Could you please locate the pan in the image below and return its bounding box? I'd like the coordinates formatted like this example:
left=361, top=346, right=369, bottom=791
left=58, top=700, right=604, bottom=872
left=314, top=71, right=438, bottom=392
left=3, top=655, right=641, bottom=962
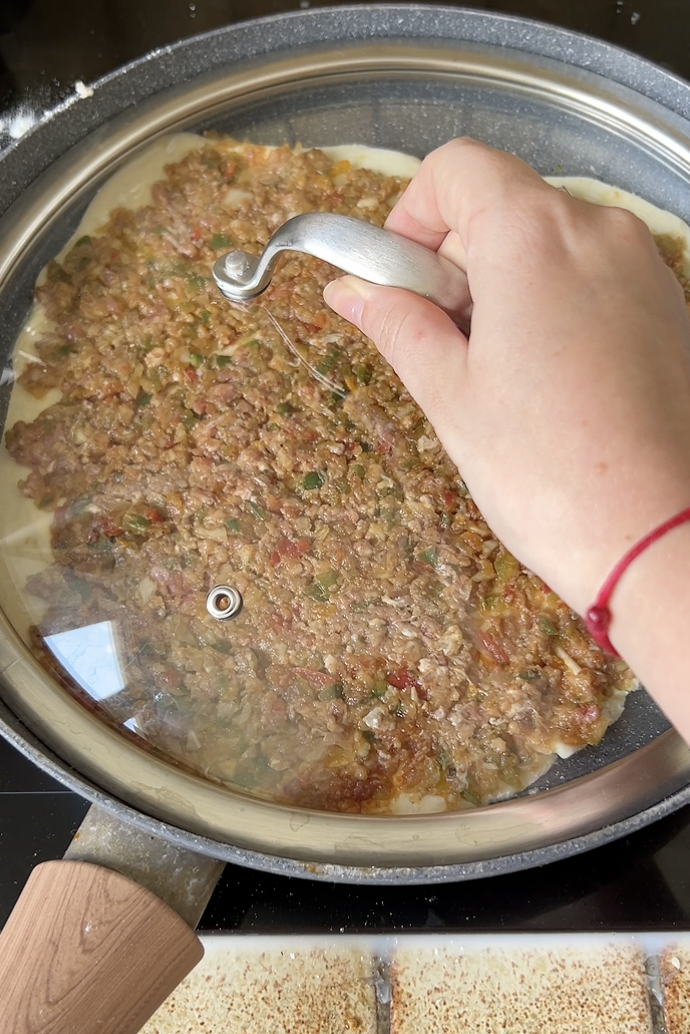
left=1, top=6, right=690, bottom=1030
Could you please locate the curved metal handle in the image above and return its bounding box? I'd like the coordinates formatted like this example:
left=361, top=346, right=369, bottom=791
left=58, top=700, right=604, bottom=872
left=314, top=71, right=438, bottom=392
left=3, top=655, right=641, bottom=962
left=212, top=212, right=469, bottom=313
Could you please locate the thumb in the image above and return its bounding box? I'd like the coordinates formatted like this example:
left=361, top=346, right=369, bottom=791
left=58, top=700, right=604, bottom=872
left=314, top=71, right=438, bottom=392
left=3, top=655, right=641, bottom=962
left=323, top=275, right=469, bottom=463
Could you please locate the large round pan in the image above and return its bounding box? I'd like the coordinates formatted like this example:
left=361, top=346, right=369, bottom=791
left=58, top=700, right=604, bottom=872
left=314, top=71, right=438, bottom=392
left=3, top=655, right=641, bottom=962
left=5, top=8, right=690, bottom=1029
left=2, top=4, right=690, bottom=883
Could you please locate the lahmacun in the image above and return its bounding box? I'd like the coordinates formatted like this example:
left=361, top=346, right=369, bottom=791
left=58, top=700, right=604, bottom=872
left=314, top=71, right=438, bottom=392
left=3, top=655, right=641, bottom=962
left=9, top=136, right=684, bottom=814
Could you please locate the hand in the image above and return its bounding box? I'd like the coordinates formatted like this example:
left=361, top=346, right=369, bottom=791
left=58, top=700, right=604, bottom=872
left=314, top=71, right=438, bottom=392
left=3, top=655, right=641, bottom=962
left=324, top=139, right=690, bottom=623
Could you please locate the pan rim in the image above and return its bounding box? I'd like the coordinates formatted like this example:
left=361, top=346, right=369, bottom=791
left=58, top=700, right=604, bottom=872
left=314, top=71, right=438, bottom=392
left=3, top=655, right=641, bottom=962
left=2, top=18, right=690, bottom=880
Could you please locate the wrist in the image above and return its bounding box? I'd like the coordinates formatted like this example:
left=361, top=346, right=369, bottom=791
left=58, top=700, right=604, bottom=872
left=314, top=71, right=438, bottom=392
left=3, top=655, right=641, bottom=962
left=585, top=507, right=690, bottom=656
left=547, top=455, right=690, bottom=619
left=602, top=520, right=690, bottom=740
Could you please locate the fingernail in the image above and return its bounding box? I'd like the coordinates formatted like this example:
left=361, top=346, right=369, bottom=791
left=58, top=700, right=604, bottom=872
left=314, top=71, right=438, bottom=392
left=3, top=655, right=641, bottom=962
left=323, top=275, right=374, bottom=329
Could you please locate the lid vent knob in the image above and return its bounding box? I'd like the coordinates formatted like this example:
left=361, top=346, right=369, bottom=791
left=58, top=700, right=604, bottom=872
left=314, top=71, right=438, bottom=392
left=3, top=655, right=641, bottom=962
left=206, top=585, right=243, bottom=621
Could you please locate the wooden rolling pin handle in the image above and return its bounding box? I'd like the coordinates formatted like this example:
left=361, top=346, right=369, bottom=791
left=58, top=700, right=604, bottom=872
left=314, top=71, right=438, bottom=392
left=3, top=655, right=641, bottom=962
left=0, top=859, right=203, bottom=1034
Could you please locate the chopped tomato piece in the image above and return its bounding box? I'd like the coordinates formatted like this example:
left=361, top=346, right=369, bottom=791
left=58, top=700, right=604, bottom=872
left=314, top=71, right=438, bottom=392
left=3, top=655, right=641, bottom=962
left=386, top=668, right=426, bottom=698
left=269, top=536, right=311, bottom=565
left=144, top=507, right=165, bottom=523
left=287, top=667, right=336, bottom=690
left=478, top=631, right=509, bottom=665
left=86, top=516, right=123, bottom=543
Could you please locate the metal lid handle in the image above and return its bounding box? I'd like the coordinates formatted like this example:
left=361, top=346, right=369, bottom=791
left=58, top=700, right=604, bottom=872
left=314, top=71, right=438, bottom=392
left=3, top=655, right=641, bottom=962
left=212, top=212, right=469, bottom=313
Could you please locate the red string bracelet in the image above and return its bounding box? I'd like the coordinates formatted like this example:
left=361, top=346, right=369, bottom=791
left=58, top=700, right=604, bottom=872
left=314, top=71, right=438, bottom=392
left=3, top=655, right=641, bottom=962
left=585, top=506, right=690, bottom=656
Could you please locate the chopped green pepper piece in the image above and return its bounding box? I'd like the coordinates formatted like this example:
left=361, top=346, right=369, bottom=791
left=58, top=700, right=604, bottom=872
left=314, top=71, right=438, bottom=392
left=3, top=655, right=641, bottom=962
left=494, top=549, right=519, bottom=583
left=418, top=546, right=438, bottom=568
left=517, top=669, right=542, bottom=682
left=318, top=683, right=344, bottom=701
left=209, top=234, right=231, bottom=250
left=315, top=570, right=338, bottom=591
left=305, top=573, right=338, bottom=602
left=538, top=616, right=559, bottom=637
left=247, top=501, right=265, bottom=521
left=305, top=581, right=329, bottom=602
left=463, top=787, right=482, bottom=807
left=303, top=471, right=325, bottom=490
left=187, top=275, right=210, bottom=290
left=126, top=514, right=152, bottom=531
left=480, top=594, right=507, bottom=616
left=316, top=349, right=339, bottom=374
left=68, top=495, right=93, bottom=518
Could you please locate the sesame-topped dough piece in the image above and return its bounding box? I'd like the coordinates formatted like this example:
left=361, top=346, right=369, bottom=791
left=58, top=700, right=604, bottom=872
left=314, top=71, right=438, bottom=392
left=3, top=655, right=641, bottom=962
left=659, top=942, right=690, bottom=1034
left=141, top=940, right=378, bottom=1034
left=390, top=940, right=653, bottom=1034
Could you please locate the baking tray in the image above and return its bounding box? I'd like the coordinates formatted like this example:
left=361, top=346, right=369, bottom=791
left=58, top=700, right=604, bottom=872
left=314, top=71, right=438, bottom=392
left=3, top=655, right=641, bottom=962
left=143, top=932, right=690, bottom=1034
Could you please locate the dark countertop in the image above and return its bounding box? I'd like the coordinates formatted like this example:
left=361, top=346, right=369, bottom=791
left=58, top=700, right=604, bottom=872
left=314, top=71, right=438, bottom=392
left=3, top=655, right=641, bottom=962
left=1, top=0, right=690, bottom=933
left=3, top=0, right=690, bottom=114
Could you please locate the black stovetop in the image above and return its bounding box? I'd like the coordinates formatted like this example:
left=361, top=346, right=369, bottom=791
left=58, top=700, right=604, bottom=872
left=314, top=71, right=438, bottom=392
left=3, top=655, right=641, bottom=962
left=1, top=0, right=690, bottom=933
left=2, top=733, right=690, bottom=932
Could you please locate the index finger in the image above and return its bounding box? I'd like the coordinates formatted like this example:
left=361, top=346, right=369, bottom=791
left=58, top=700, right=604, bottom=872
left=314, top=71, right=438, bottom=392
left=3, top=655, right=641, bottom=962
left=384, top=138, right=551, bottom=257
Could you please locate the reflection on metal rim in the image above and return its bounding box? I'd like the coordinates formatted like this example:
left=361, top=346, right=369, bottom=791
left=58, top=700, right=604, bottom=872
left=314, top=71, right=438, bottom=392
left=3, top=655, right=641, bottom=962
left=2, top=605, right=690, bottom=870
left=5, top=43, right=690, bottom=289
left=1, top=35, right=690, bottom=876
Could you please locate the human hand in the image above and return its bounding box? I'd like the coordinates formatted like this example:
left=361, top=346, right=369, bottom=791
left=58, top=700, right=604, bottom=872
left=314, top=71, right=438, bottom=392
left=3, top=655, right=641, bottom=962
left=323, top=139, right=690, bottom=624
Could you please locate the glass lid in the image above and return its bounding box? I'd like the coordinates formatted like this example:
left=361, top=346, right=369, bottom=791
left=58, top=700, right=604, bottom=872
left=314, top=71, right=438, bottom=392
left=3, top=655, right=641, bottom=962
left=0, top=29, right=689, bottom=869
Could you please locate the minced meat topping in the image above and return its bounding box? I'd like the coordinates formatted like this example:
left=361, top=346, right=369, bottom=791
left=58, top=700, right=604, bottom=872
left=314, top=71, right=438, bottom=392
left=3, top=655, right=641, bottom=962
left=5, top=139, right=639, bottom=812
